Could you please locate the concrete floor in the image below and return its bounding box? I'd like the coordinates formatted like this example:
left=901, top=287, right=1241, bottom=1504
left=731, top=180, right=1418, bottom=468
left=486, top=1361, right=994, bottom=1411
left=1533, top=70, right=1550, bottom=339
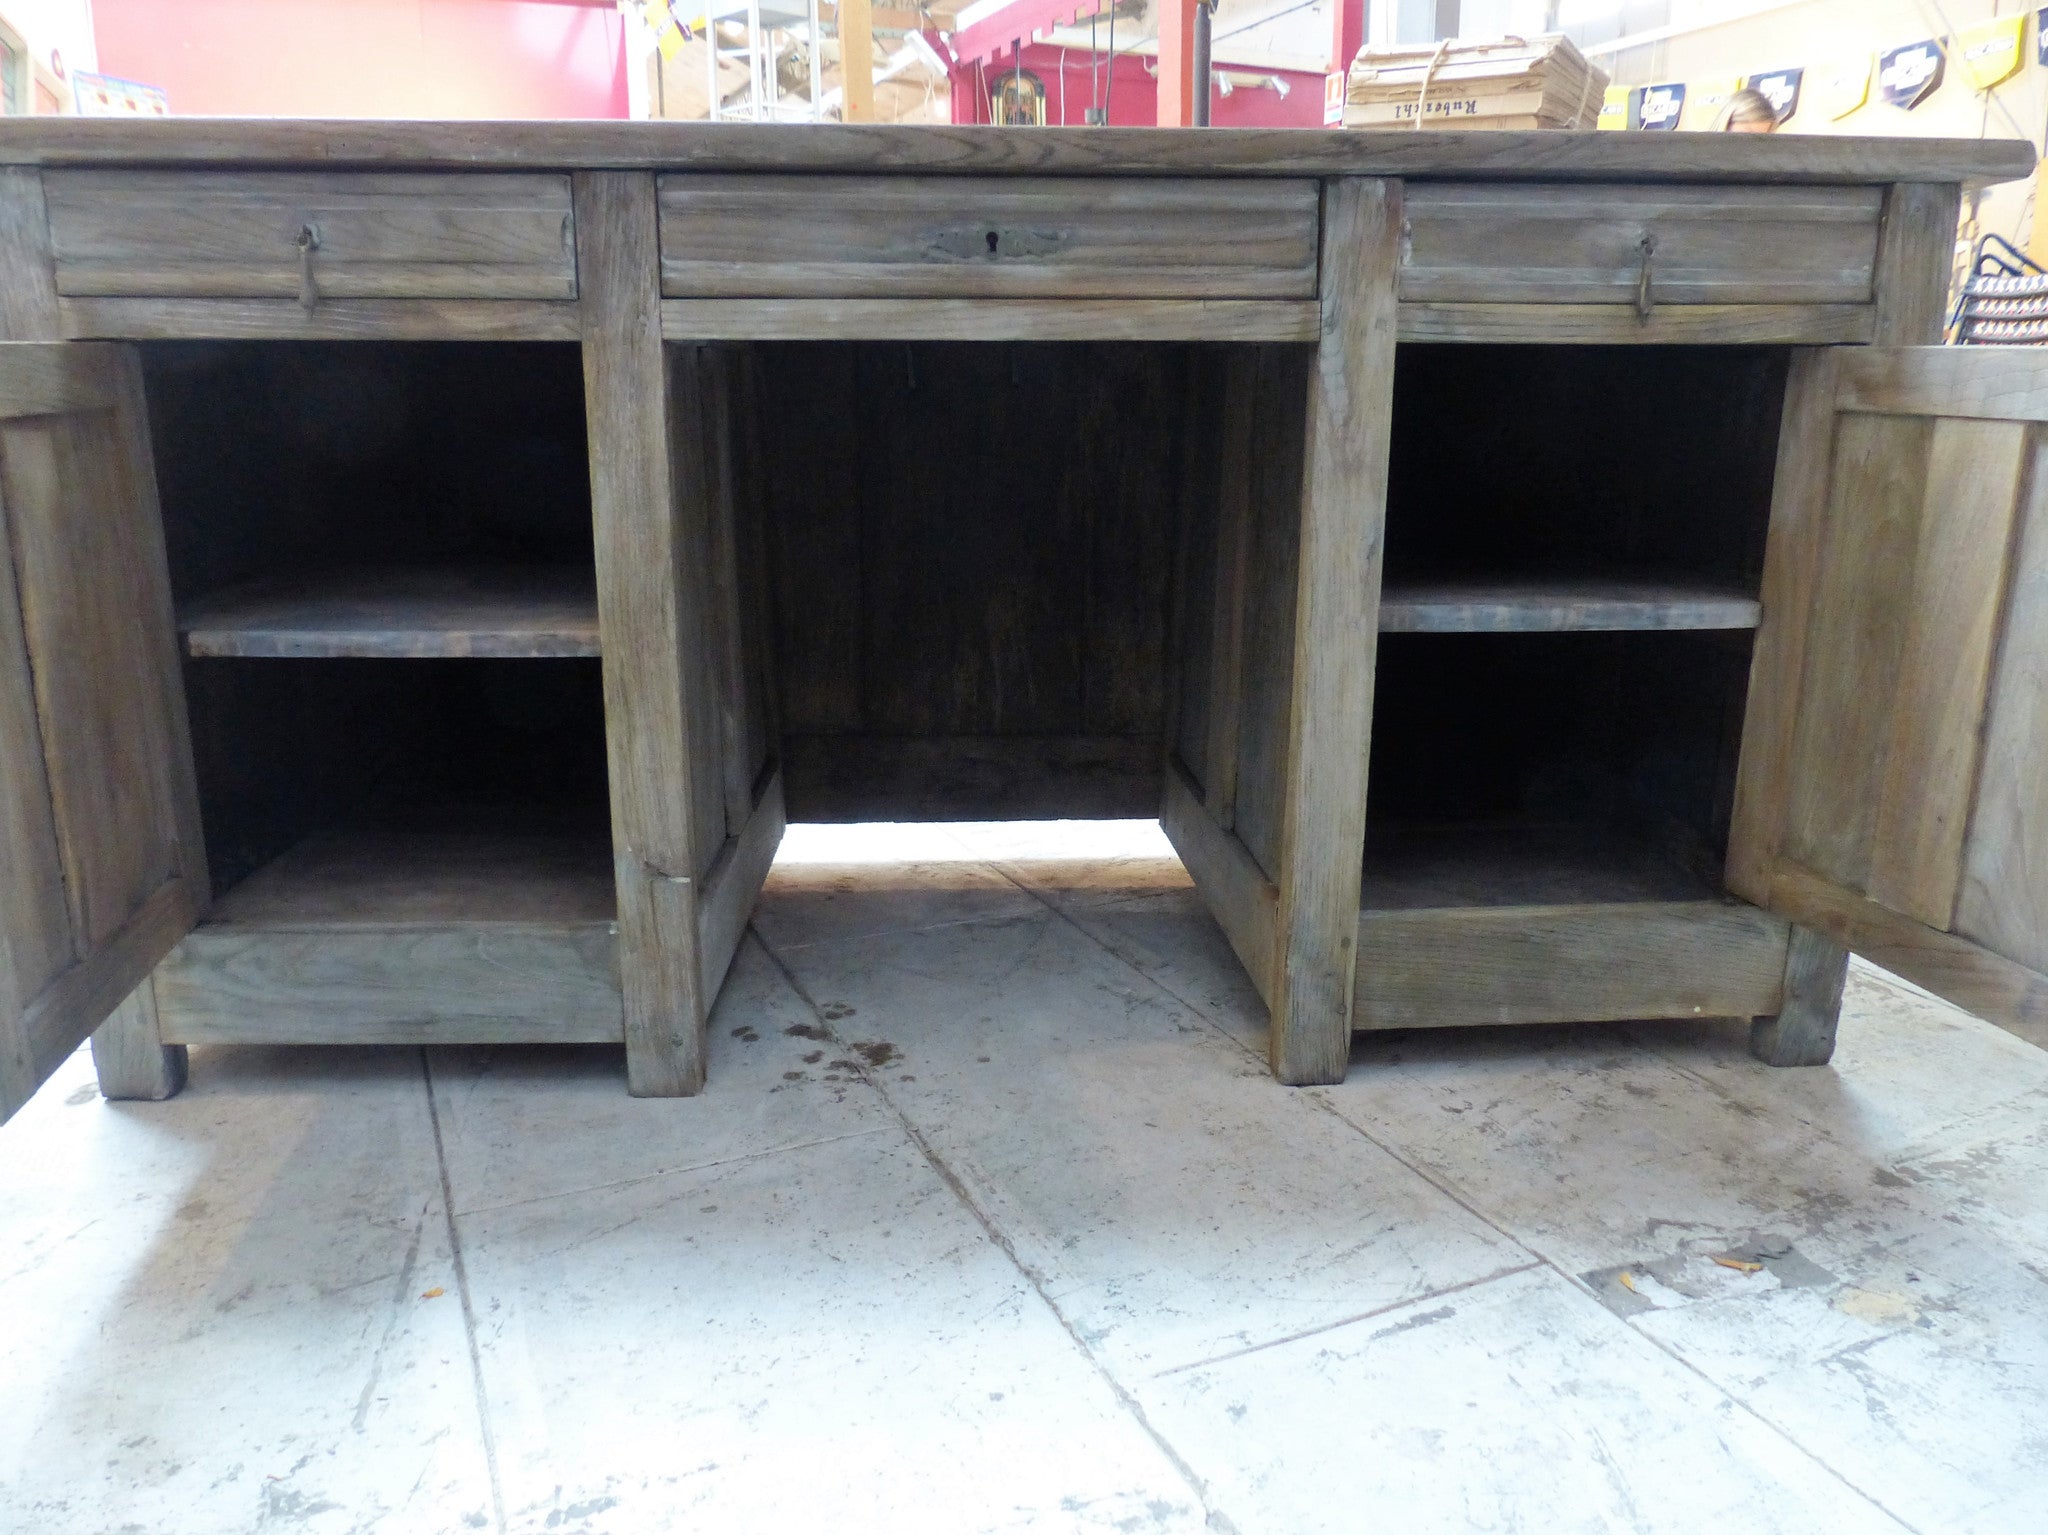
left=4, top=820, right=2047, bottom=1535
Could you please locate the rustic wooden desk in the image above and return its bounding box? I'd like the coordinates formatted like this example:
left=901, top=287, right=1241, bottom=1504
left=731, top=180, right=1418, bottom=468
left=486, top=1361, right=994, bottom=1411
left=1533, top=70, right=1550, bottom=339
left=0, top=122, right=2038, bottom=1120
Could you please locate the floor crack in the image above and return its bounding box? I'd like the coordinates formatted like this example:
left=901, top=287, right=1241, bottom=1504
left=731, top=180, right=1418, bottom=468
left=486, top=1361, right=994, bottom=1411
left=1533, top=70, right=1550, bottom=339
left=421, top=1049, right=508, bottom=1535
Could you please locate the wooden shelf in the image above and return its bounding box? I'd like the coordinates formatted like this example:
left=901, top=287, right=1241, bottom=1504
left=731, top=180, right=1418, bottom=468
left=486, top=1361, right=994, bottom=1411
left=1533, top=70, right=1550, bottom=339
left=181, top=566, right=600, bottom=659
left=203, top=806, right=616, bottom=929
left=1378, top=578, right=1761, bottom=634
left=1361, top=821, right=1722, bottom=912
left=152, top=806, right=622, bottom=1047
left=1354, top=821, right=1789, bottom=1030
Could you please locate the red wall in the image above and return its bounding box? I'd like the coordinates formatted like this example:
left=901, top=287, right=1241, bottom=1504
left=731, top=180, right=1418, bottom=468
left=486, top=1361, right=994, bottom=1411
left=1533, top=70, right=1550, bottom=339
left=94, top=0, right=628, bottom=118
left=955, top=45, right=1325, bottom=128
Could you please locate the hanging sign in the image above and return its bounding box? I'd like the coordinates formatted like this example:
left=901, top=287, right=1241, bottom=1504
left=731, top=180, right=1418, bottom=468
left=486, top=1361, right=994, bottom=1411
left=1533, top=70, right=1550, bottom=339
left=1878, top=40, right=1945, bottom=110
left=1958, top=16, right=2024, bottom=91
left=1324, top=70, right=1345, bottom=126
left=1745, top=67, right=1804, bottom=123
left=1596, top=84, right=1632, bottom=131
left=1685, top=75, right=1744, bottom=129
left=1637, top=83, right=1685, bottom=131
left=1812, top=55, right=1871, bottom=121
left=2039, top=9, right=2048, bottom=68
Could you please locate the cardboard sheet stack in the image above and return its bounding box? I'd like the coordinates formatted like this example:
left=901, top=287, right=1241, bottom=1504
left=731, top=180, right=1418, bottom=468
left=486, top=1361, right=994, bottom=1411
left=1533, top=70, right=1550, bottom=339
left=1343, top=34, right=1607, bottom=131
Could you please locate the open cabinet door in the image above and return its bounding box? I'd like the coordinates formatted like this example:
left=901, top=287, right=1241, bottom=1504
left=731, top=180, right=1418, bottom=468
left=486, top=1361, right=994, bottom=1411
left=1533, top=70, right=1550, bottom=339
left=1729, top=346, right=2048, bottom=1040
left=0, top=342, right=205, bottom=1122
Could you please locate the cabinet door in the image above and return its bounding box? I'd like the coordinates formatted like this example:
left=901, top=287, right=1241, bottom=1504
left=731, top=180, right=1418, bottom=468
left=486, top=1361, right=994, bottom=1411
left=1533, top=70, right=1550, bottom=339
left=1729, top=346, right=2048, bottom=1036
left=0, top=342, right=204, bottom=1122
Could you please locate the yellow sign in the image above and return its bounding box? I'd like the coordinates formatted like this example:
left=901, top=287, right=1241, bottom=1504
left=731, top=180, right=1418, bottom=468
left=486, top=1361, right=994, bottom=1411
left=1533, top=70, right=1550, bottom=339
left=1813, top=54, right=1872, bottom=120
left=1684, top=75, right=1744, bottom=130
left=1597, top=85, right=1631, bottom=131
left=1958, top=16, right=2024, bottom=91
left=655, top=19, right=685, bottom=59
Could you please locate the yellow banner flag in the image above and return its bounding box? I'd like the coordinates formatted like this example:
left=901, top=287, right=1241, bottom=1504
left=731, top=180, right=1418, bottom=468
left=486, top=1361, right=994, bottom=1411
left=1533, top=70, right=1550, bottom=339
left=1597, top=85, right=1631, bottom=131
left=1958, top=15, right=2024, bottom=91
left=1812, top=54, right=1872, bottom=120
left=655, top=19, right=685, bottom=59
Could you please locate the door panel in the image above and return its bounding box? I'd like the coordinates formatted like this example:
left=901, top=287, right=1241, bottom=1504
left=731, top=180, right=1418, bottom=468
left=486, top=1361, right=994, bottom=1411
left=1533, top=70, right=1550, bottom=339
left=1731, top=344, right=2048, bottom=1033
left=0, top=342, right=204, bottom=1122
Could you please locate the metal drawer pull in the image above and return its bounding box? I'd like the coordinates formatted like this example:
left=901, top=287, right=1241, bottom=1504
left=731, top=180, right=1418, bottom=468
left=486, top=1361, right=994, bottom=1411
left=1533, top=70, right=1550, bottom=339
left=296, top=222, right=322, bottom=309
left=1635, top=232, right=1657, bottom=322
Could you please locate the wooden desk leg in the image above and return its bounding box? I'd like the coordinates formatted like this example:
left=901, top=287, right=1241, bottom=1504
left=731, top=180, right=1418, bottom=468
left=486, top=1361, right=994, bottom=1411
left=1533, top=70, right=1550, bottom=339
left=90, top=983, right=187, bottom=1101
left=1750, top=923, right=1850, bottom=1067
left=577, top=171, right=709, bottom=1096
left=1267, top=177, right=1401, bottom=1086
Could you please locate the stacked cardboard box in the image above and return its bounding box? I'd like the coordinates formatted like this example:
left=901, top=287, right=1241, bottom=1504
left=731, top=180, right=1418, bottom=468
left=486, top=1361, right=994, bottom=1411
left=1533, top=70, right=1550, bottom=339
left=1343, top=34, right=1607, bottom=131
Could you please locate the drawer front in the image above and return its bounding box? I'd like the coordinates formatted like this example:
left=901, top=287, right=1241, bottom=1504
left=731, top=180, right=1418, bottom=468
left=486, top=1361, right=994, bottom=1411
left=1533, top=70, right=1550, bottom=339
left=44, top=171, right=577, bottom=300
left=1401, top=183, right=1883, bottom=305
left=658, top=175, right=1321, bottom=299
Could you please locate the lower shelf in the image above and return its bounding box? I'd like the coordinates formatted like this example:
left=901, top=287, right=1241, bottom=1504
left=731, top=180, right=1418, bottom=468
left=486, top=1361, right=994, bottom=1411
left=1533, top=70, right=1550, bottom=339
left=1356, top=822, right=1790, bottom=1029
left=153, top=810, right=623, bottom=1046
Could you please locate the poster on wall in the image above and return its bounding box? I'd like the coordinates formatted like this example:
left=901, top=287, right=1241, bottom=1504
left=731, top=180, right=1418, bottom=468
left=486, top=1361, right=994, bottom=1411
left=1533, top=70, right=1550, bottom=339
left=1685, top=75, right=1744, bottom=129
left=1636, top=83, right=1685, bottom=130
left=70, top=71, right=167, bottom=116
left=1813, top=55, right=1871, bottom=120
left=2039, top=8, right=2048, bottom=68
left=1745, top=67, right=1803, bottom=123
left=1958, top=16, right=2024, bottom=91
left=1597, top=85, right=1632, bottom=131
left=1878, top=40, right=1945, bottom=109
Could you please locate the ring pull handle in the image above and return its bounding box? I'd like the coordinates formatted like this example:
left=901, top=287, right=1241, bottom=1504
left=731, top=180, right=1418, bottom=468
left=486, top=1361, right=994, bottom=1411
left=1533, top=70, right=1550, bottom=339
left=296, top=222, right=322, bottom=310
left=1634, top=232, right=1657, bottom=322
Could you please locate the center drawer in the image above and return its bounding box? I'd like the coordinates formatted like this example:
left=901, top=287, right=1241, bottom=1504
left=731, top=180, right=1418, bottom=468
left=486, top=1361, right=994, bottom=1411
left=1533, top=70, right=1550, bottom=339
left=43, top=171, right=578, bottom=301
left=1400, top=182, right=1884, bottom=305
left=657, top=175, right=1321, bottom=300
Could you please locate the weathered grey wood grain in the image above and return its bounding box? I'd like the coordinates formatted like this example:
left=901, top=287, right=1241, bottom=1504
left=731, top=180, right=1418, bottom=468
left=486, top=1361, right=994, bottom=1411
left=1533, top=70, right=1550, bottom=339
left=1201, top=348, right=1257, bottom=827
left=1398, top=301, right=1873, bottom=345
left=1356, top=900, right=1789, bottom=1031
left=1871, top=182, right=1964, bottom=346
left=1781, top=411, right=1932, bottom=891
left=156, top=925, right=622, bottom=1046
left=181, top=566, right=601, bottom=659
left=1726, top=348, right=1840, bottom=906
left=1268, top=177, right=1401, bottom=1086
left=663, top=297, right=1320, bottom=342
left=659, top=175, right=1319, bottom=299
left=1161, top=756, right=1278, bottom=1006
left=1748, top=922, right=1848, bottom=1067
left=0, top=344, right=203, bottom=1122
left=89, top=985, right=187, bottom=1101
left=0, top=167, right=60, bottom=340
left=695, top=770, right=785, bottom=1009
left=60, top=295, right=580, bottom=341
left=578, top=169, right=706, bottom=1097
left=0, top=121, right=2026, bottom=186
left=1865, top=418, right=2030, bottom=927
left=45, top=170, right=577, bottom=299
left=1774, top=858, right=2048, bottom=1051
left=1838, top=344, right=2048, bottom=421
left=1960, top=435, right=2048, bottom=974
left=1378, top=579, right=1760, bottom=633
left=1401, top=182, right=1882, bottom=305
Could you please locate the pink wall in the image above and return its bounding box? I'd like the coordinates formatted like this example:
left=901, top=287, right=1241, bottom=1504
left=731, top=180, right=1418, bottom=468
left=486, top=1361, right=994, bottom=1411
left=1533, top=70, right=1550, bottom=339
left=955, top=46, right=1325, bottom=128
left=94, top=0, right=628, bottom=118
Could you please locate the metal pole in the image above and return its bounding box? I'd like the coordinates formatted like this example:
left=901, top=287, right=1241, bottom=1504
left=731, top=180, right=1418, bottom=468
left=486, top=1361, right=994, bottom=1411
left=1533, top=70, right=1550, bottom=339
left=747, top=0, right=764, bottom=119
left=706, top=9, right=720, bottom=119
left=1192, top=0, right=1212, bottom=126
left=808, top=0, right=822, bottom=120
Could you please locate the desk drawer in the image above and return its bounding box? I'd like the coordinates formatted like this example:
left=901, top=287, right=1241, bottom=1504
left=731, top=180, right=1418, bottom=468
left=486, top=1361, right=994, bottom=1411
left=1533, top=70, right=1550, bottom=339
left=658, top=175, right=1320, bottom=299
left=44, top=171, right=577, bottom=301
left=1400, top=183, right=1883, bottom=305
